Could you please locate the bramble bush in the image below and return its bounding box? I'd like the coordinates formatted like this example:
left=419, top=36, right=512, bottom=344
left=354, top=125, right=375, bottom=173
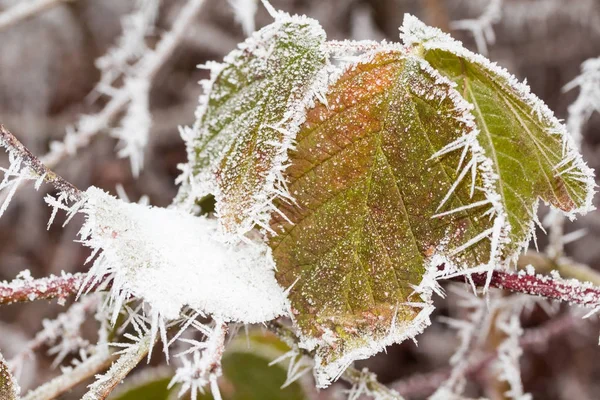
left=1, top=1, right=600, bottom=399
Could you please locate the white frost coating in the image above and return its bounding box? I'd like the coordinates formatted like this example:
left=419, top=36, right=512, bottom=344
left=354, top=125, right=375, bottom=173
left=400, top=14, right=595, bottom=217
left=177, top=11, right=329, bottom=239
left=79, top=187, right=288, bottom=323
left=450, top=0, right=502, bottom=55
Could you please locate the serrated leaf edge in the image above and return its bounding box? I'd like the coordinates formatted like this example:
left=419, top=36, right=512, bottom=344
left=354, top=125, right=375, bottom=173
left=400, top=13, right=597, bottom=259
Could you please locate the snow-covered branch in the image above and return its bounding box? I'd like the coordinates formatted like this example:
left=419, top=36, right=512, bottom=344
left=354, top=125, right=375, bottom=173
left=564, top=56, right=600, bottom=149
left=0, top=125, right=81, bottom=201
left=0, top=0, right=72, bottom=32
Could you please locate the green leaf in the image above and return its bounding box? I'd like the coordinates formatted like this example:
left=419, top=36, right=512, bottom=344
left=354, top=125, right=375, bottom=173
left=0, top=352, right=18, bottom=400
left=197, top=331, right=308, bottom=400
left=108, top=369, right=174, bottom=400
left=401, top=14, right=596, bottom=255
left=178, top=14, right=328, bottom=235
left=268, top=50, right=505, bottom=385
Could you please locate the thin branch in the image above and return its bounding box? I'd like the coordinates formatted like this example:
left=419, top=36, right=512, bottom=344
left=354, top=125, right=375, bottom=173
left=82, top=333, right=154, bottom=400
left=40, top=0, right=206, bottom=169
left=9, top=294, right=101, bottom=377
left=0, top=125, right=82, bottom=199
left=21, top=347, right=115, bottom=400
left=446, top=268, right=600, bottom=309
left=392, top=313, right=581, bottom=398
left=0, top=272, right=109, bottom=305
left=450, top=0, right=502, bottom=55
left=0, top=0, right=73, bottom=32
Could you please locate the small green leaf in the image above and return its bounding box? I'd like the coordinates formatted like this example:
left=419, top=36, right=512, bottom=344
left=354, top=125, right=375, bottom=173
left=179, top=14, right=328, bottom=235
left=401, top=14, right=596, bottom=255
left=108, top=369, right=174, bottom=400
left=198, top=331, right=308, bottom=400
left=269, top=50, right=504, bottom=385
left=0, top=352, right=18, bottom=400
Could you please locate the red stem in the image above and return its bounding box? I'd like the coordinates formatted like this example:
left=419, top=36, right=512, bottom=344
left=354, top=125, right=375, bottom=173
left=0, top=272, right=108, bottom=305
left=446, top=268, right=600, bottom=308
left=1, top=268, right=599, bottom=312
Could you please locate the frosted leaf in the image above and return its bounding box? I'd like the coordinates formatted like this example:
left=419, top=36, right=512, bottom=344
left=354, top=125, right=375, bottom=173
left=177, top=12, right=329, bottom=237
left=80, top=187, right=288, bottom=324
left=0, top=352, right=19, bottom=400
left=268, top=51, right=506, bottom=387
left=401, top=14, right=596, bottom=259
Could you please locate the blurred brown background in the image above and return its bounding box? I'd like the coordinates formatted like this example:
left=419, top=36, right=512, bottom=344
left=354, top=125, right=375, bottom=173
left=1, top=0, right=600, bottom=398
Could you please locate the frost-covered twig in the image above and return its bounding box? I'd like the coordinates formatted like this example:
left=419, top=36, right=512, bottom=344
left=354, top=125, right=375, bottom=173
left=446, top=268, right=600, bottom=309
left=0, top=0, right=73, bottom=32
left=450, top=0, right=502, bottom=55
left=40, top=0, right=206, bottom=170
left=0, top=272, right=109, bottom=305
left=564, top=55, right=600, bottom=147
left=170, top=320, right=228, bottom=400
left=9, top=294, right=101, bottom=377
left=392, top=313, right=581, bottom=398
left=494, top=314, right=531, bottom=400
left=82, top=333, right=154, bottom=400
left=21, top=346, right=114, bottom=400
left=0, top=125, right=81, bottom=199
left=518, top=252, right=600, bottom=287
left=227, top=0, right=258, bottom=35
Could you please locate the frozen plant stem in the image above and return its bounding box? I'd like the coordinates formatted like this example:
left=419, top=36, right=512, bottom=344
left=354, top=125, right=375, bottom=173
left=0, top=125, right=82, bottom=200
left=0, top=272, right=109, bottom=305
left=3, top=264, right=600, bottom=309
left=21, top=348, right=115, bottom=400
left=40, top=0, right=206, bottom=169
left=392, top=313, right=580, bottom=398
left=82, top=333, right=154, bottom=400
left=445, top=268, right=600, bottom=308
left=0, top=0, right=73, bottom=32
